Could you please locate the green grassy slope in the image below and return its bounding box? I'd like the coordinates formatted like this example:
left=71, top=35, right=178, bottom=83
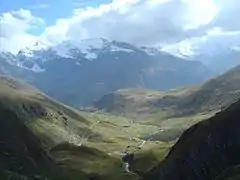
left=176, top=65, right=240, bottom=115
left=0, top=75, right=91, bottom=179
left=92, top=87, right=201, bottom=124
left=0, top=75, right=91, bottom=148
left=0, top=75, right=171, bottom=179
left=92, top=87, right=215, bottom=142
left=94, top=65, right=240, bottom=128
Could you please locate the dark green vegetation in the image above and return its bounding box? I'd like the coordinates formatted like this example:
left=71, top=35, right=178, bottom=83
left=0, top=75, right=172, bottom=180
left=143, top=98, right=240, bottom=180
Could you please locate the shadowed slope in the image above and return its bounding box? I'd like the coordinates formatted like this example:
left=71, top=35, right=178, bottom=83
left=143, top=98, right=240, bottom=180
left=0, top=106, right=53, bottom=178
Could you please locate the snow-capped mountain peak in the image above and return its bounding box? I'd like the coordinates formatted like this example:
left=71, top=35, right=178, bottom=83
left=50, top=38, right=109, bottom=59
left=140, top=47, right=160, bottom=56
left=18, top=41, right=49, bottom=58
left=1, top=38, right=157, bottom=73
left=2, top=38, right=195, bottom=74
left=16, top=38, right=144, bottom=62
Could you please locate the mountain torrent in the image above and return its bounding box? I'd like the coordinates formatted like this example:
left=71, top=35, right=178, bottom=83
left=143, top=98, right=240, bottom=180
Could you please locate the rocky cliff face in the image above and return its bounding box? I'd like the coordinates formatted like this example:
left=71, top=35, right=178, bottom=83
left=143, top=99, right=240, bottom=180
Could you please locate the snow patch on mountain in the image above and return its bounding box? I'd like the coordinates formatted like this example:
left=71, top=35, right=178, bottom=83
left=49, top=38, right=108, bottom=59
left=31, top=64, right=45, bottom=72
left=140, top=47, right=159, bottom=56
left=76, top=62, right=81, bottom=66
left=19, top=41, right=49, bottom=57
left=85, top=52, right=98, bottom=60
left=160, top=42, right=197, bottom=59
left=110, top=45, right=134, bottom=53
left=20, top=49, right=34, bottom=58
left=52, top=44, right=72, bottom=58
left=14, top=61, right=45, bottom=73
left=77, top=38, right=106, bottom=49
left=47, top=38, right=138, bottom=59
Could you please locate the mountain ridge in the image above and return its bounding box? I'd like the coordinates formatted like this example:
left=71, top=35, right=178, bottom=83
left=0, top=39, right=212, bottom=107
left=94, top=63, right=240, bottom=119
left=0, top=76, right=85, bottom=180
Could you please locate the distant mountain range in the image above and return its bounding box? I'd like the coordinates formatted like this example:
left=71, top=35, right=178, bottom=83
left=0, top=38, right=213, bottom=107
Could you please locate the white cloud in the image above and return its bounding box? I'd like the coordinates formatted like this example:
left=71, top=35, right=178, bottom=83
left=41, top=0, right=219, bottom=45
left=159, top=0, right=240, bottom=57
left=210, top=0, right=240, bottom=31
left=0, top=9, right=45, bottom=53
left=162, top=28, right=240, bottom=57
left=11, top=9, right=45, bottom=26
left=1, top=0, right=240, bottom=54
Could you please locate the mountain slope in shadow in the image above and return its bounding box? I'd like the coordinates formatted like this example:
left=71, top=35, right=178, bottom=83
left=0, top=106, right=54, bottom=179
left=143, top=98, right=240, bottom=180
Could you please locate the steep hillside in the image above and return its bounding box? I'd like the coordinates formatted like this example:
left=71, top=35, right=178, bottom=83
left=0, top=75, right=92, bottom=148
left=0, top=75, right=92, bottom=179
left=0, top=39, right=212, bottom=107
left=0, top=106, right=55, bottom=179
left=93, top=88, right=195, bottom=116
left=143, top=98, right=240, bottom=180
left=93, top=88, right=164, bottom=114
left=0, top=75, right=173, bottom=180
left=176, top=64, right=240, bottom=115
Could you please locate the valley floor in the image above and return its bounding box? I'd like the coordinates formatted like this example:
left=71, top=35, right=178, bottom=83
left=51, top=109, right=216, bottom=180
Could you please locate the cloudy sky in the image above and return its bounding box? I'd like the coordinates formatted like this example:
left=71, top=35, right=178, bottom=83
left=0, top=0, right=240, bottom=55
